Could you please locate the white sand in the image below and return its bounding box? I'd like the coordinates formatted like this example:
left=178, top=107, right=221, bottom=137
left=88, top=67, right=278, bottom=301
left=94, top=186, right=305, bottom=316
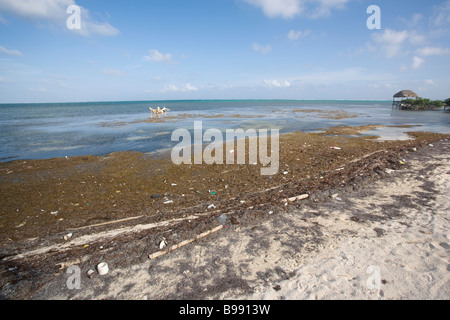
left=233, top=143, right=450, bottom=300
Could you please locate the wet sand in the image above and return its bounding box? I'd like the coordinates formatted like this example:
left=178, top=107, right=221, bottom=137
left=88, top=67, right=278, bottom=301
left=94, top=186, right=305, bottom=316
left=0, top=125, right=449, bottom=299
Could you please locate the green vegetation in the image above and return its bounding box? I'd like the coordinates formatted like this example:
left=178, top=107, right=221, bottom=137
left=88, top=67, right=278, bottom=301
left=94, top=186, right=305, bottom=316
left=401, top=98, right=445, bottom=110
left=445, top=98, right=450, bottom=106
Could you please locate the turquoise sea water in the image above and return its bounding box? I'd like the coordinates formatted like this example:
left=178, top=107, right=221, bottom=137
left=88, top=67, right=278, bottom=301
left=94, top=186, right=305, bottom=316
left=0, top=100, right=449, bottom=162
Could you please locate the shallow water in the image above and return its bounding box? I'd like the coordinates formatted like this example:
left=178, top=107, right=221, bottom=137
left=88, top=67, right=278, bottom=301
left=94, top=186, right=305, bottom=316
left=0, top=100, right=449, bottom=162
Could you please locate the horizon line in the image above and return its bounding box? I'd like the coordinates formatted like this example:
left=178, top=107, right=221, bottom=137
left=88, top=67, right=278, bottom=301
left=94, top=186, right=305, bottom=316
left=0, top=98, right=394, bottom=105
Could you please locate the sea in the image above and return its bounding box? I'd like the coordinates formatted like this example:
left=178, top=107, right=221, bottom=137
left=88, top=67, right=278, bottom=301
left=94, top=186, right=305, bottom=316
left=0, top=100, right=449, bottom=162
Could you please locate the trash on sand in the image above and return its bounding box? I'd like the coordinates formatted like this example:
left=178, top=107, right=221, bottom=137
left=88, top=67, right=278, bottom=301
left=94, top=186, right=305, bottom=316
left=116, top=191, right=121, bottom=193
left=87, top=269, right=96, bottom=279
left=285, top=194, right=309, bottom=202
left=384, top=168, right=395, bottom=174
left=149, top=225, right=224, bottom=260
left=283, top=171, right=288, bottom=175
left=210, top=192, right=216, bottom=195
left=171, top=183, right=177, bottom=186
left=159, top=238, right=168, bottom=249
left=429, top=144, right=434, bottom=147
left=330, top=146, right=341, bottom=150
left=96, top=262, right=109, bottom=276
left=217, top=214, right=228, bottom=225
left=64, top=233, right=73, bottom=241
left=50, top=211, right=58, bottom=215
left=411, top=147, right=417, bottom=152
left=399, top=161, right=405, bottom=165
left=268, top=211, right=274, bottom=215
left=330, top=194, right=339, bottom=200
left=150, top=194, right=161, bottom=199
left=163, top=200, right=174, bottom=204
left=208, top=204, right=217, bottom=209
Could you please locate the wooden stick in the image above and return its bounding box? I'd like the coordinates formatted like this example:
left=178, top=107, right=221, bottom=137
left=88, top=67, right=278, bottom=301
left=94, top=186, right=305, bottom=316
left=149, top=225, right=224, bottom=260
left=284, top=194, right=309, bottom=202
left=69, top=215, right=144, bottom=230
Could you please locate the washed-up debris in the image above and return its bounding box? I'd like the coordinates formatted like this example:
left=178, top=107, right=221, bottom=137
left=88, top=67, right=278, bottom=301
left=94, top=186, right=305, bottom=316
left=64, top=233, right=73, bottom=241
left=159, top=238, right=168, bottom=249
left=163, top=200, right=174, bottom=204
left=217, top=214, right=228, bottom=225
left=384, top=168, right=395, bottom=174
left=96, top=262, right=109, bottom=276
left=268, top=211, right=274, bottom=215
left=285, top=194, right=309, bottom=202
left=87, top=269, right=96, bottom=279
left=50, top=211, right=58, bottom=215
left=330, top=194, right=339, bottom=200
left=429, top=144, right=434, bottom=147
left=150, top=194, right=161, bottom=199
left=330, top=146, right=341, bottom=150
left=149, top=225, right=224, bottom=260
left=207, top=204, right=216, bottom=209
left=411, top=147, right=417, bottom=152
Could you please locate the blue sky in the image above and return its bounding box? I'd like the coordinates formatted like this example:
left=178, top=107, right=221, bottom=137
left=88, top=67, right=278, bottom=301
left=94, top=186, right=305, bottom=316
left=0, top=0, right=449, bottom=103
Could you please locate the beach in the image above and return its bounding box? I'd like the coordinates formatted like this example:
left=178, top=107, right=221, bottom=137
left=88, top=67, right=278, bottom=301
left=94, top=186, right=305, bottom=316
left=2, top=0, right=450, bottom=303
left=0, top=124, right=449, bottom=300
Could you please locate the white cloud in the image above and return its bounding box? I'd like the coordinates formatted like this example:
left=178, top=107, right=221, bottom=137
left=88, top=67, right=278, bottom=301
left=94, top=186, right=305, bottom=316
left=0, top=0, right=119, bottom=37
left=412, top=56, right=425, bottom=69
left=400, top=64, right=409, bottom=72
left=243, top=0, right=302, bottom=19
left=287, top=29, right=310, bottom=41
left=144, top=50, right=175, bottom=64
left=264, top=80, right=291, bottom=88
left=161, top=83, right=198, bottom=93
left=433, top=0, right=450, bottom=26
left=371, top=29, right=426, bottom=58
left=0, top=76, right=12, bottom=83
left=373, top=29, right=409, bottom=58
left=101, top=68, right=126, bottom=77
left=252, top=42, right=272, bottom=54
left=310, top=0, right=348, bottom=18
left=416, top=46, right=450, bottom=56
left=243, top=0, right=348, bottom=19
left=0, top=45, right=23, bottom=56
left=183, top=83, right=199, bottom=92
left=425, top=79, right=435, bottom=85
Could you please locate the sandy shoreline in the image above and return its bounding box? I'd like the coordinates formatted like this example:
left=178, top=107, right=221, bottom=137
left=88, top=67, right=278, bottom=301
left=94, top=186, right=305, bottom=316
left=0, top=128, right=449, bottom=300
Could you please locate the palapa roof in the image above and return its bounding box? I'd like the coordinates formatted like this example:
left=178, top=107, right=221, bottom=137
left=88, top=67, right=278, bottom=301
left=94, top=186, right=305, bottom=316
left=393, top=90, right=418, bottom=98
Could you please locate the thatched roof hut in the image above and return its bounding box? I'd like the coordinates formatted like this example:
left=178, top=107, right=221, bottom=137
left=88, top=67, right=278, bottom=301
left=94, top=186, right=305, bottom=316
left=393, top=90, right=418, bottom=98
left=392, top=90, right=419, bottom=109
